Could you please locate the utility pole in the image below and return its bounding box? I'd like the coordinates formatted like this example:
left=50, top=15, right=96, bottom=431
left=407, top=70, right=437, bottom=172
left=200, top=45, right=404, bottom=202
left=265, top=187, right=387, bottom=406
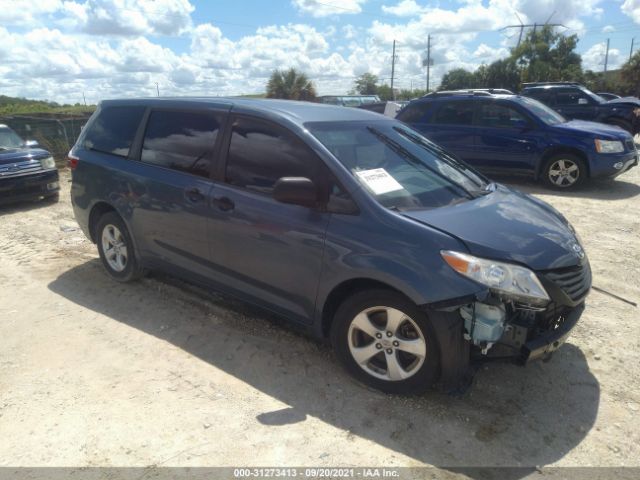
left=390, top=40, right=396, bottom=101
left=426, top=34, right=431, bottom=93
left=155, top=82, right=160, bottom=97
left=631, top=37, right=635, bottom=61
left=82, top=92, right=86, bottom=106
left=604, top=38, right=610, bottom=73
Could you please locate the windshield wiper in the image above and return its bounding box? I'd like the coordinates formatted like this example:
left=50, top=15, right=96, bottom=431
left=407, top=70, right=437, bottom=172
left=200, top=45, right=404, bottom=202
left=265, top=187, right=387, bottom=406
left=393, top=126, right=487, bottom=190
left=366, top=126, right=476, bottom=200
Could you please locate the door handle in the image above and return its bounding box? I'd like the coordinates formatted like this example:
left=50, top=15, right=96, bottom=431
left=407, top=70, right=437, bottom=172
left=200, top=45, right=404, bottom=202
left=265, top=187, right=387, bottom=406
left=212, top=195, right=235, bottom=212
left=185, top=187, right=205, bottom=203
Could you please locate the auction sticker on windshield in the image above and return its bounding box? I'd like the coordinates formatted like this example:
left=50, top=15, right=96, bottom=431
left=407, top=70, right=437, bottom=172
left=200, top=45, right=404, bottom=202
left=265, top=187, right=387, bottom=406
left=355, top=168, right=404, bottom=195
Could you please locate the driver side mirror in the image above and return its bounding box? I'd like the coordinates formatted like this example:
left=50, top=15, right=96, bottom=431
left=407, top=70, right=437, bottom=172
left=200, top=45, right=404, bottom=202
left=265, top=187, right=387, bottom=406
left=273, top=177, right=319, bottom=208
left=24, top=139, right=39, bottom=148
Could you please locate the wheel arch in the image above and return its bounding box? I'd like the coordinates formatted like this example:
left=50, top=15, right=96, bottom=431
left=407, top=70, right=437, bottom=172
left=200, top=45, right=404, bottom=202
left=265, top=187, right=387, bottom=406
left=320, top=278, right=410, bottom=338
left=536, top=146, right=590, bottom=179
left=88, top=201, right=118, bottom=243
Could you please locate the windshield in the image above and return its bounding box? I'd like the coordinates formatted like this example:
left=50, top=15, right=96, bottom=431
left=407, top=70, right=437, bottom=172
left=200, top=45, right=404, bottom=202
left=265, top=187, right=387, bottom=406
left=306, top=120, right=489, bottom=211
left=0, top=127, right=25, bottom=149
left=518, top=96, right=566, bottom=125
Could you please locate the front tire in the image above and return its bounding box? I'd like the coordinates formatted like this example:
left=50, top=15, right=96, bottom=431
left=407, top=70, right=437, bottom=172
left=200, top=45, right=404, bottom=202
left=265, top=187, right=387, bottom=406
left=330, top=289, right=440, bottom=394
left=542, top=154, right=586, bottom=190
left=95, top=212, right=144, bottom=282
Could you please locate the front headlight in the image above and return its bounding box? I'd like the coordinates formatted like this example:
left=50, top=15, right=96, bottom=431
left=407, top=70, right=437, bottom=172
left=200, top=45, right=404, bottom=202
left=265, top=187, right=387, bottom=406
left=40, top=156, right=55, bottom=169
left=595, top=139, right=624, bottom=153
left=441, top=250, right=550, bottom=305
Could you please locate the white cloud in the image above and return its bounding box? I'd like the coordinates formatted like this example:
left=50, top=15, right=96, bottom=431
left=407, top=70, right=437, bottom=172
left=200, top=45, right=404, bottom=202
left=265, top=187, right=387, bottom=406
left=621, top=0, right=640, bottom=23
left=582, top=42, right=623, bottom=71
left=381, top=0, right=424, bottom=17
left=62, top=0, right=194, bottom=36
left=602, top=25, right=615, bottom=33
left=291, top=0, right=367, bottom=18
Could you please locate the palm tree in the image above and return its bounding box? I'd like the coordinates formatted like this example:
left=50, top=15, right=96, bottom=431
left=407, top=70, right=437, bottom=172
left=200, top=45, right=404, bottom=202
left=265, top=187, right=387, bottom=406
left=266, top=68, right=317, bottom=101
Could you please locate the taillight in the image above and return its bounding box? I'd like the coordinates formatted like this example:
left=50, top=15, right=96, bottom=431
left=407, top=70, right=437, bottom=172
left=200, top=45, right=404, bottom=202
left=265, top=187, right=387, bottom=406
left=68, top=153, right=79, bottom=170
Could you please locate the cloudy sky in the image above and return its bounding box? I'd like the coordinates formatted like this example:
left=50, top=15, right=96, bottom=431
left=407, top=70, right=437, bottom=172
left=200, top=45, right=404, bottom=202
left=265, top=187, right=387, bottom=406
left=0, top=0, right=639, bottom=104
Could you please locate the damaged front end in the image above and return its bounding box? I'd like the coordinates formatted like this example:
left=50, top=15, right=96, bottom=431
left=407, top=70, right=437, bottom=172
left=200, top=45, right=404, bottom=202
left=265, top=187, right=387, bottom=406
left=430, top=250, right=591, bottom=390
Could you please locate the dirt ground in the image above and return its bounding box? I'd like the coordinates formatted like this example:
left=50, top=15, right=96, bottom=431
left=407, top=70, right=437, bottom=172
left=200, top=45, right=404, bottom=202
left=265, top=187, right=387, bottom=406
left=0, top=164, right=639, bottom=477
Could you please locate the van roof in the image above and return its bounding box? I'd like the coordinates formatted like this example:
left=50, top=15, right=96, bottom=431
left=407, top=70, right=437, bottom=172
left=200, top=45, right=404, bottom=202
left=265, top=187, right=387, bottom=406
left=99, top=97, right=384, bottom=123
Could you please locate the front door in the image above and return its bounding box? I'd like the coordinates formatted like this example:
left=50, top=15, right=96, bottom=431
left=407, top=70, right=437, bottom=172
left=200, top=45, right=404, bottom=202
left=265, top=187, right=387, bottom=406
left=206, top=115, right=330, bottom=323
left=473, top=101, right=536, bottom=174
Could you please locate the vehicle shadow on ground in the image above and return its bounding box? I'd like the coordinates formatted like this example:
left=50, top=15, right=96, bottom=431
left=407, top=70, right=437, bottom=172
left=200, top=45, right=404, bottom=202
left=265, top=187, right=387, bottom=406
left=0, top=197, right=58, bottom=216
left=49, top=260, right=600, bottom=477
left=497, top=176, right=640, bottom=200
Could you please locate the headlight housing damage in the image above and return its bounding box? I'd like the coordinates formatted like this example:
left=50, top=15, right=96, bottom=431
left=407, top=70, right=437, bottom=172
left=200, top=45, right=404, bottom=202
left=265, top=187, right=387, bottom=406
left=441, top=250, right=550, bottom=306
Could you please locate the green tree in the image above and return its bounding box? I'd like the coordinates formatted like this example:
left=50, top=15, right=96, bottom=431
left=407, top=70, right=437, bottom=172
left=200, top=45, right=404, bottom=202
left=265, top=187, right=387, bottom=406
left=512, top=25, right=582, bottom=83
left=620, top=51, right=640, bottom=97
left=353, top=73, right=379, bottom=95
left=266, top=68, right=317, bottom=101
left=438, top=68, right=477, bottom=90
left=376, top=84, right=393, bottom=101
left=485, top=59, right=521, bottom=92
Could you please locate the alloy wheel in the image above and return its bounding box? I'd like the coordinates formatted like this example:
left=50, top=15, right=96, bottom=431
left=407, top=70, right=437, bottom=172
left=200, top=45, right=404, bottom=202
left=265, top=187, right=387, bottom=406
left=347, top=306, right=427, bottom=381
left=101, top=224, right=128, bottom=272
left=548, top=159, right=580, bottom=187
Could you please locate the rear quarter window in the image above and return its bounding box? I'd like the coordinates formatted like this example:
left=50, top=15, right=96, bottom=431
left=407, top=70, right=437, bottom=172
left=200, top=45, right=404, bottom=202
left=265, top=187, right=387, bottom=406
left=83, top=105, right=146, bottom=157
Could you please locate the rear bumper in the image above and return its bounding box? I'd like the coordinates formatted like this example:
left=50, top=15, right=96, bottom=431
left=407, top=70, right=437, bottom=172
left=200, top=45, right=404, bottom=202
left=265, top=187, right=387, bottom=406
left=0, top=169, right=60, bottom=205
left=520, top=302, right=584, bottom=363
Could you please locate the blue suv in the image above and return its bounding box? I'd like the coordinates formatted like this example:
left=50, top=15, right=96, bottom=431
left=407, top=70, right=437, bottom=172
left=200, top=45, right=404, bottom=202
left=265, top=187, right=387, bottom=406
left=396, top=91, right=638, bottom=189
left=70, top=98, right=591, bottom=393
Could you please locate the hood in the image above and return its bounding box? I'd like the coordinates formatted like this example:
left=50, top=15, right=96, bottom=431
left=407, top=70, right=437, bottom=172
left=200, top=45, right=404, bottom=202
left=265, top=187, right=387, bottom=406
left=551, top=119, right=630, bottom=139
left=0, top=147, right=50, bottom=166
left=402, top=185, right=583, bottom=271
left=605, top=96, right=640, bottom=107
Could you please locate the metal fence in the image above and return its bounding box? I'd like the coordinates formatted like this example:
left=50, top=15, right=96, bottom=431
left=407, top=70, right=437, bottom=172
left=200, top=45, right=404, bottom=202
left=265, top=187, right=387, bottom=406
left=0, top=113, right=92, bottom=166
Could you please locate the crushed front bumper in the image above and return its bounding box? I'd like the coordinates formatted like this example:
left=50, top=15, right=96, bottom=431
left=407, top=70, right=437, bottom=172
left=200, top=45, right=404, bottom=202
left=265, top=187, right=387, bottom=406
left=520, top=302, right=584, bottom=363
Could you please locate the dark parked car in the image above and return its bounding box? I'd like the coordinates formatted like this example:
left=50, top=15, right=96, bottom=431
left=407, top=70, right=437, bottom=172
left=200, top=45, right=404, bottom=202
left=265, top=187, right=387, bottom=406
left=521, top=82, right=640, bottom=135
left=0, top=124, right=60, bottom=204
left=396, top=90, right=638, bottom=189
left=70, top=98, right=591, bottom=394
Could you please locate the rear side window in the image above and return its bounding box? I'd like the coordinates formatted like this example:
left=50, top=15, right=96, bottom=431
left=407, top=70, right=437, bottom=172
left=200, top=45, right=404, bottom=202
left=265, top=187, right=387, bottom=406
left=225, top=117, right=318, bottom=195
left=84, top=105, right=146, bottom=157
left=141, top=110, right=222, bottom=178
left=396, top=102, right=431, bottom=123
left=431, top=101, right=474, bottom=125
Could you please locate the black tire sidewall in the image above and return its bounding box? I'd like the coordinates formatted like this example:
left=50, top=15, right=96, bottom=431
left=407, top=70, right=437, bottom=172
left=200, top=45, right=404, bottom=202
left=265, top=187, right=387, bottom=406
left=95, top=212, right=141, bottom=282
left=542, top=154, right=586, bottom=190
left=330, top=289, right=440, bottom=395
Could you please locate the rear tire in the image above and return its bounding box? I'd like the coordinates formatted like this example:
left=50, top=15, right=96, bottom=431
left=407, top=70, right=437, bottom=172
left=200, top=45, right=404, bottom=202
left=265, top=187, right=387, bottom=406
left=542, top=154, right=586, bottom=190
left=330, top=289, right=440, bottom=395
left=95, top=212, right=144, bottom=282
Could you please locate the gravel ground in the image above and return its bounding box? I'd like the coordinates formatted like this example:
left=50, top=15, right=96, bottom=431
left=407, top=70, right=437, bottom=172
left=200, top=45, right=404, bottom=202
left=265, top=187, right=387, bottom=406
left=0, top=166, right=639, bottom=477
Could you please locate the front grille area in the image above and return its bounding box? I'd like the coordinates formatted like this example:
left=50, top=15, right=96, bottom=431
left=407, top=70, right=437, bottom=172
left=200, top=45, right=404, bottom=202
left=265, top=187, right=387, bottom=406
left=0, top=159, right=44, bottom=179
left=543, top=262, right=592, bottom=303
